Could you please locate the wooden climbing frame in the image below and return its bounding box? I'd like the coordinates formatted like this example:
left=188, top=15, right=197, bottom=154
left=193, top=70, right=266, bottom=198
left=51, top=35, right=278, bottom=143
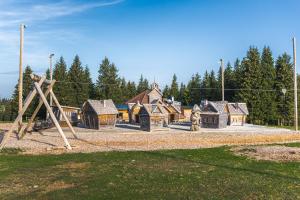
left=0, top=74, right=77, bottom=150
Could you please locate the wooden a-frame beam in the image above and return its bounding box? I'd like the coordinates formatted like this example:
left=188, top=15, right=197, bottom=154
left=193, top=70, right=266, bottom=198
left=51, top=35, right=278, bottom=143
left=49, top=90, right=78, bottom=139
left=0, top=77, right=46, bottom=150
left=18, top=80, right=56, bottom=139
left=33, top=82, right=72, bottom=150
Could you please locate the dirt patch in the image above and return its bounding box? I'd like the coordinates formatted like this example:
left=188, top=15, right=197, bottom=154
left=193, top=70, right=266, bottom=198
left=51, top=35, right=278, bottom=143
left=56, top=162, right=91, bottom=170
left=232, top=145, right=300, bottom=162
left=44, top=180, right=75, bottom=193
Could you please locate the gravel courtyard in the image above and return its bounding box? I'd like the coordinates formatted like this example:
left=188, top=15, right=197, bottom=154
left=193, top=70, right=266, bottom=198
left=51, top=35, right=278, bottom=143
left=1, top=123, right=300, bottom=154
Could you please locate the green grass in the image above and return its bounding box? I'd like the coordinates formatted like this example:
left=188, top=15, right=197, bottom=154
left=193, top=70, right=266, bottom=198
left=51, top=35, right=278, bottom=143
left=266, top=124, right=295, bottom=130
left=0, top=146, right=300, bottom=200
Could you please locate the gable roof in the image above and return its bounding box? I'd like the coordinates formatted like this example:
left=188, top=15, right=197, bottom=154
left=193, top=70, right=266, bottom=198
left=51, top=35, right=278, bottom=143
left=152, top=99, right=181, bottom=114
left=228, top=103, right=249, bottom=115
left=140, top=104, right=168, bottom=116
left=86, top=99, right=118, bottom=115
left=200, top=101, right=228, bottom=114
left=125, top=90, right=150, bottom=104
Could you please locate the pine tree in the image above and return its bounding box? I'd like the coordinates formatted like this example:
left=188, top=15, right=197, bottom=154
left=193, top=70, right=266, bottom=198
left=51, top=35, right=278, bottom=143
left=275, top=53, right=294, bottom=126
left=201, top=71, right=210, bottom=100
left=260, top=47, right=276, bottom=124
left=83, top=66, right=96, bottom=99
left=96, top=57, right=121, bottom=104
left=187, top=73, right=201, bottom=105
left=209, top=70, right=218, bottom=100
left=53, top=56, right=68, bottom=105
left=137, top=75, right=149, bottom=93
left=178, top=83, right=189, bottom=106
left=67, top=55, right=88, bottom=107
left=233, top=58, right=243, bottom=101
left=127, top=81, right=137, bottom=100
left=10, top=66, right=37, bottom=120
left=119, top=78, right=128, bottom=103
left=169, top=74, right=179, bottom=99
left=224, top=62, right=235, bottom=102
left=163, top=85, right=170, bottom=98
left=239, top=47, right=262, bottom=124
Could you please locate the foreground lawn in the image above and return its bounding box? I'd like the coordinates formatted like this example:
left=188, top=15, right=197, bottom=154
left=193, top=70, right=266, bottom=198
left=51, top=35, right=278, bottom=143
left=0, top=146, right=300, bottom=200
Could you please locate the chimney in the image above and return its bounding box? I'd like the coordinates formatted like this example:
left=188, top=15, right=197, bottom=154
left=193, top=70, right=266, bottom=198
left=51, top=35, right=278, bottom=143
left=103, top=100, right=106, bottom=107
left=205, top=99, right=208, bottom=106
left=171, top=96, right=174, bottom=103
left=235, top=102, right=239, bottom=109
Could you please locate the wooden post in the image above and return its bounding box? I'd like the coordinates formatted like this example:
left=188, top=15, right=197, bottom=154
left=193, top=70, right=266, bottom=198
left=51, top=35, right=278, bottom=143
left=18, top=80, right=56, bottom=139
left=18, top=24, right=25, bottom=128
left=50, top=90, right=78, bottom=139
left=293, top=37, right=298, bottom=132
left=34, top=82, right=72, bottom=150
left=0, top=77, right=45, bottom=150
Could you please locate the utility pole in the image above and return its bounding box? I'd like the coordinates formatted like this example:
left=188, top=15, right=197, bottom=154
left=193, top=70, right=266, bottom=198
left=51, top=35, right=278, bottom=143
left=220, top=59, right=225, bottom=101
left=293, top=37, right=298, bottom=131
left=18, top=24, right=26, bottom=127
left=48, top=53, right=55, bottom=119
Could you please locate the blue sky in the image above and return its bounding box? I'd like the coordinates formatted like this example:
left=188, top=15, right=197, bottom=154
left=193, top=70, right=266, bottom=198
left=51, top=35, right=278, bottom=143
left=0, top=0, right=299, bottom=98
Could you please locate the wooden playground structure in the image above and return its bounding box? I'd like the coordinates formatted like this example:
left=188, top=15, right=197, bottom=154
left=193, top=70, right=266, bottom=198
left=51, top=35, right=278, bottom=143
left=0, top=74, right=77, bottom=150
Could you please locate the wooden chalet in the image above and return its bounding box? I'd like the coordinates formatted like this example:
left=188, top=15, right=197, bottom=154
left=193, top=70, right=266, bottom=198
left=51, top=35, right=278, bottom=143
left=126, top=82, right=182, bottom=124
left=52, top=105, right=80, bottom=127
left=227, top=103, right=249, bottom=126
left=200, top=100, right=228, bottom=129
left=139, top=104, right=169, bottom=132
left=82, top=99, right=118, bottom=129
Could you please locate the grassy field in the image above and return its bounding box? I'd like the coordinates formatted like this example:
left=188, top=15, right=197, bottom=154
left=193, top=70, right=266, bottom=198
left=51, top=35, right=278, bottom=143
left=0, top=146, right=300, bottom=200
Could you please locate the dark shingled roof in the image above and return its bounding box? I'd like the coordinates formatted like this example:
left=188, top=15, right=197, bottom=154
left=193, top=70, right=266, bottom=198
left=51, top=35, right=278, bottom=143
left=200, top=101, right=228, bottom=114
left=228, top=103, right=249, bottom=115
left=125, top=90, right=150, bottom=104
left=87, top=99, right=118, bottom=115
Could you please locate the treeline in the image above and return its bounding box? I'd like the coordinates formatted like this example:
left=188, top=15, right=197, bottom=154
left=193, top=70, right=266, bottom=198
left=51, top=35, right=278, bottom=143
left=0, top=46, right=298, bottom=126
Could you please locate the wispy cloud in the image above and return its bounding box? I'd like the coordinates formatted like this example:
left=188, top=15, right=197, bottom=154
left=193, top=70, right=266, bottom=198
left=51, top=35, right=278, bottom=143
left=0, top=0, right=124, bottom=27
left=0, top=0, right=124, bottom=97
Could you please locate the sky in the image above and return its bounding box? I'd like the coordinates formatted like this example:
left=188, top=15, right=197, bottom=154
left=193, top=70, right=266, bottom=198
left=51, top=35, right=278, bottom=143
left=0, top=0, right=299, bottom=98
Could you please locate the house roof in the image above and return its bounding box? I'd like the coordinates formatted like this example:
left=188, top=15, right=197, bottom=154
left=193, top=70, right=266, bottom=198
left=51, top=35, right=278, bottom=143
left=125, top=90, right=150, bottom=104
left=141, top=104, right=168, bottom=116
left=228, top=103, right=249, bottom=115
left=86, top=99, right=118, bottom=115
left=200, top=101, right=228, bottom=114
left=152, top=99, right=182, bottom=114
left=116, top=104, right=128, bottom=110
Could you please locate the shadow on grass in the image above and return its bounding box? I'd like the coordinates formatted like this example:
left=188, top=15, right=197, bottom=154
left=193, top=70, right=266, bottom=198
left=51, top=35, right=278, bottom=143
left=143, top=150, right=300, bottom=182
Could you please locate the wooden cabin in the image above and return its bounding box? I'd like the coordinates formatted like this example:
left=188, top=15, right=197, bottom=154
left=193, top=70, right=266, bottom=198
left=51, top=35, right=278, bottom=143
left=116, top=104, right=129, bottom=122
left=200, top=100, right=228, bottom=129
left=126, top=82, right=182, bottom=124
left=126, top=82, right=163, bottom=124
left=82, top=99, right=118, bottom=129
left=139, top=104, right=169, bottom=132
left=52, top=106, right=80, bottom=127
left=227, top=103, right=249, bottom=126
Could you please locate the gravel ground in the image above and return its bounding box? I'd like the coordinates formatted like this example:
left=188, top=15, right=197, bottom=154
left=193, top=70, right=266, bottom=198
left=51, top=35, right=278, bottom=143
left=0, top=123, right=299, bottom=154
